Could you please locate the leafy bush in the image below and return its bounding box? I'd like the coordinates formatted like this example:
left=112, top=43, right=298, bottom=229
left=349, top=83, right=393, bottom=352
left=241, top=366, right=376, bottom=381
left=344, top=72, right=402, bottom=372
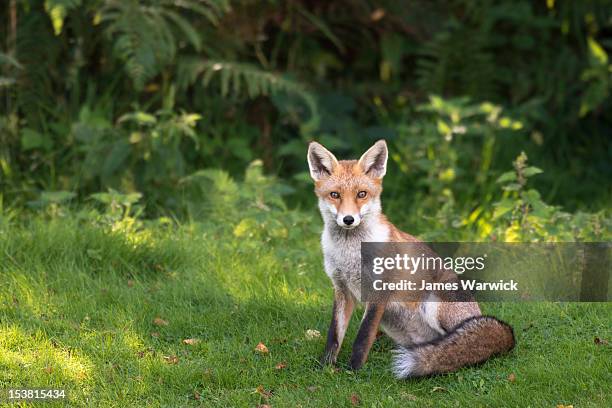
left=489, top=152, right=610, bottom=242
left=0, top=0, right=610, bottom=231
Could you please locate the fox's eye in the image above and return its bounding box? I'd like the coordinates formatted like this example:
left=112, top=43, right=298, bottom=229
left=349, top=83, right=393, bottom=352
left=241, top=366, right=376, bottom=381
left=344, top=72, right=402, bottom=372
left=357, top=191, right=367, bottom=199
left=330, top=192, right=340, bottom=199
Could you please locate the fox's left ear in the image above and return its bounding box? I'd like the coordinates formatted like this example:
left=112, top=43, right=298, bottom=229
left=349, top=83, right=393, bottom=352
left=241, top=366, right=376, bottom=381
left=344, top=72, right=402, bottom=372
left=358, top=140, right=388, bottom=179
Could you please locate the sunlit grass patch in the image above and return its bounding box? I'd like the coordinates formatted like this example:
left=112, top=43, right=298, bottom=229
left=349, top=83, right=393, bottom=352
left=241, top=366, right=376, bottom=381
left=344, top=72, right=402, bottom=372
left=0, top=215, right=610, bottom=407
left=0, top=325, right=93, bottom=387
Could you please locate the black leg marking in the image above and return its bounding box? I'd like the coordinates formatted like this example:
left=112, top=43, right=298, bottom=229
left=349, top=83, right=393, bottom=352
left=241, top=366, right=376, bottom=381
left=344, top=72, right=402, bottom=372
left=349, top=302, right=385, bottom=370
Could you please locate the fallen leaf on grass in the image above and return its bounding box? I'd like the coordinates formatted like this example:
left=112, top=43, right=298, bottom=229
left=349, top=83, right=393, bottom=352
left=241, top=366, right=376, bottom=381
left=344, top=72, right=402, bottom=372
left=556, top=405, right=573, bottom=408
left=43, top=366, right=53, bottom=374
left=182, top=338, right=200, bottom=345
left=594, top=337, right=608, bottom=345
left=255, top=385, right=272, bottom=399
left=127, top=279, right=134, bottom=287
left=150, top=332, right=160, bottom=338
left=255, top=342, right=269, bottom=354
left=400, top=391, right=417, bottom=401
left=370, top=8, right=386, bottom=21
left=350, top=393, right=361, bottom=406
left=431, top=386, right=446, bottom=393
left=153, top=317, right=169, bottom=326
left=275, top=362, right=287, bottom=370
left=193, top=391, right=201, bottom=401
left=307, top=386, right=319, bottom=393
left=508, top=373, right=516, bottom=382
left=305, top=329, right=321, bottom=340
left=163, top=355, right=179, bottom=364
left=257, top=405, right=271, bottom=408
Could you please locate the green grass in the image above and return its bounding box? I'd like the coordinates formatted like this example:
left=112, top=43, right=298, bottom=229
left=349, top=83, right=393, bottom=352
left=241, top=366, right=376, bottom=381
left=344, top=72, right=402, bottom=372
left=0, top=215, right=610, bottom=407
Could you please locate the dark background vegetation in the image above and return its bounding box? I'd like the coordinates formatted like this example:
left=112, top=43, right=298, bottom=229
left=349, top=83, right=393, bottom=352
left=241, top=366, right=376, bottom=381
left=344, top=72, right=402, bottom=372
left=1, top=3, right=611, bottom=406
left=1, top=0, right=610, bottom=240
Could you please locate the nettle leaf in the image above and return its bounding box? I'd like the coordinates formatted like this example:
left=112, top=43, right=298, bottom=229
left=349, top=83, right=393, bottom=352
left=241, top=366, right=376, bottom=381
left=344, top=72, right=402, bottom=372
left=502, top=183, right=522, bottom=192
left=522, top=189, right=542, bottom=205
left=496, top=171, right=516, bottom=183
left=522, top=166, right=543, bottom=177
left=21, top=128, right=52, bottom=151
left=531, top=202, right=551, bottom=219
left=493, top=198, right=515, bottom=220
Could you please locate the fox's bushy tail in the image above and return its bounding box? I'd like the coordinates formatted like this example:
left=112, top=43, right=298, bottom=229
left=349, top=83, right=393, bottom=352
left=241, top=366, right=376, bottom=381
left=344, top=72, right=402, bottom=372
left=392, top=316, right=514, bottom=378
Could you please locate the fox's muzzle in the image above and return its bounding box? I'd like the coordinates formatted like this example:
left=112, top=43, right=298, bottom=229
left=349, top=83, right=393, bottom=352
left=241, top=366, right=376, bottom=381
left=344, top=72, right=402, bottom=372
left=337, top=213, right=361, bottom=229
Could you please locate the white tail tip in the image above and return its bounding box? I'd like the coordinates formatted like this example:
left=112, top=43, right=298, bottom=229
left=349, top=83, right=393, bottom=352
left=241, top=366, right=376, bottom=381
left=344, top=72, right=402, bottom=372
left=392, top=347, right=418, bottom=379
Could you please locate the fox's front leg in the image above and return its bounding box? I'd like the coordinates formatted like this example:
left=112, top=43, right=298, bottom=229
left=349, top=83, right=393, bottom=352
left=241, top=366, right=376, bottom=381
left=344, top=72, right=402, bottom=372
left=322, top=288, right=355, bottom=365
left=349, top=302, right=385, bottom=370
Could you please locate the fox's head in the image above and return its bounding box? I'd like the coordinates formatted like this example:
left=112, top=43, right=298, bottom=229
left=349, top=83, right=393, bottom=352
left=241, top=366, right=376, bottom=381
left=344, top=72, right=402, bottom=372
left=307, top=140, right=388, bottom=230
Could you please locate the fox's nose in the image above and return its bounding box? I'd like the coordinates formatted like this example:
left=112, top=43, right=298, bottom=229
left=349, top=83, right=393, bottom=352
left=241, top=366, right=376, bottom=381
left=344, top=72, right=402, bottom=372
left=343, top=215, right=355, bottom=225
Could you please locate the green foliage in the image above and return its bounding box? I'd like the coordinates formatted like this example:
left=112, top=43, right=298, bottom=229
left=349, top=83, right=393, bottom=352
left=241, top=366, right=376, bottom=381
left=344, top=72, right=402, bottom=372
left=90, top=188, right=142, bottom=219
left=177, top=58, right=319, bottom=134
left=580, top=36, right=612, bottom=116
left=0, top=52, right=21, bottom=88
left=43, top=0, right=82, bottom=35
left=179, top=160, right=312, bottom=243
left=69, top=105, right=204, bottom=207
left=1, top=0, right=610, bottom=234
left=386, top=96, right=525, bottom=239
left=100, top=0, right=229, bottom=89
left=1, top=4, right=611, bottom=403
left=490, top=152, right=610, bottom=242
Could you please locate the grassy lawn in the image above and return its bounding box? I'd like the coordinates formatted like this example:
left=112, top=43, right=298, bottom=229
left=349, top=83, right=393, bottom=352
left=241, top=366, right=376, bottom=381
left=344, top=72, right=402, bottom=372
left=1, top=216, right=610, bottom=407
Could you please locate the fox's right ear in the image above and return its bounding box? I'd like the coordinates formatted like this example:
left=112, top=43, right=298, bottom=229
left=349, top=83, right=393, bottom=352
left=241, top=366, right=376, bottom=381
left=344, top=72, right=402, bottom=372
left=307, top=142, right=338, bottom=181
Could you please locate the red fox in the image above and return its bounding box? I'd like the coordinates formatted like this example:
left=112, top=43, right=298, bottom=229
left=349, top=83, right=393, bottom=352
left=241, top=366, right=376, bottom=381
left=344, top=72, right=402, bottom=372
left=307, top=140, right=515, bottom=377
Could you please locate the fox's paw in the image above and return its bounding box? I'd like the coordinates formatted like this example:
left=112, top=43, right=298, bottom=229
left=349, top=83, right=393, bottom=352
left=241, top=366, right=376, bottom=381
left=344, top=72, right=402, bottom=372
left=319, top=352, right=337, bottom=367
left=348, top=360, right=363, bottom=371
left=348, top=354, right=366, bottom=371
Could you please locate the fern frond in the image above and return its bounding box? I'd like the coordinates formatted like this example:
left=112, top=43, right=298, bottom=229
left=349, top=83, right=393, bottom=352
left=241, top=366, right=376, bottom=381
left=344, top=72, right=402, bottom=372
left=100, top=0, right=229, bottom=89
left=0, top=52, right=22, bottom=70
left=416, top=20, right=498, bottom=100
left=177, top=58, right=319, bottom=129
left=162, top=0, right=230, bottom=25
left=0, top=51, right=21, bottom=86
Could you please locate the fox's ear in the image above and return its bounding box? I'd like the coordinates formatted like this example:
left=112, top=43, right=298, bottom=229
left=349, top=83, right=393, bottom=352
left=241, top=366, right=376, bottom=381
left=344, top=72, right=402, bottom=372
left=358, top=140, right=388, bottom=179
left=307, top=142, right=338, bottom=181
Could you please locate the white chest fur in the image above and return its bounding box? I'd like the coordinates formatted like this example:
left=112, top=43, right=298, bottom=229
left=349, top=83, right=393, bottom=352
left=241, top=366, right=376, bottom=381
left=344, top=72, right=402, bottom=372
left=321, top=221, right=389, bottom=299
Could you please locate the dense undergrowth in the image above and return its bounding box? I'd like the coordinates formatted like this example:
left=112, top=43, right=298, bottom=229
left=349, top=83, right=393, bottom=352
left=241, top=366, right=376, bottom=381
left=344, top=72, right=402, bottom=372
left=1, top=1, right=611, bottom=222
